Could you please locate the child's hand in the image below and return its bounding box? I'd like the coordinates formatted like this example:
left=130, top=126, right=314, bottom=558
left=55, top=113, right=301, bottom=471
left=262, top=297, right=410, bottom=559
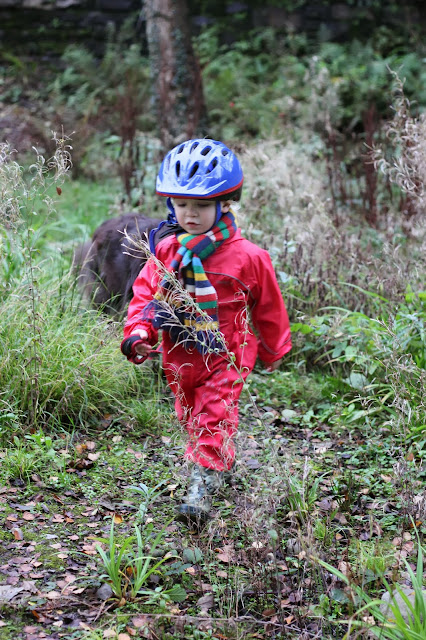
left=265, top=358, right=282, bottom=372
left=131, top=330, right=153, bottom=357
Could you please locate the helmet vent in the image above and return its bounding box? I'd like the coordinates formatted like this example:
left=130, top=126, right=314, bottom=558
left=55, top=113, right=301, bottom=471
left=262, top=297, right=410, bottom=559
left=190, top=141, right=199, bottom=153
left=189, top=162, right=199, bottom=178
left=200, top=146, right=211, bottom=156
left=177, top=145, right=185, bottom=154
left=175, top=161, right=181, bottom=177
left=221, top=149, right=229, bottom=156
left=206, top=157, right=218, bottom=174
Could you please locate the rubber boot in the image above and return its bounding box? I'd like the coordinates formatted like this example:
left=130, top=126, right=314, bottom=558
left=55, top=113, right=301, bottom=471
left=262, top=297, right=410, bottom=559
left=176, top=465, right=224, bottom=525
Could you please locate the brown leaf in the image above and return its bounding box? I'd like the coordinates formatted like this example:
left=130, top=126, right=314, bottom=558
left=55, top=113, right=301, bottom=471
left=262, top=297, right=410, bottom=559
left=12, top=527, right=23, bottom=541
left=0, top=585, right=24, bottom=602
left=197, top=593, right=214, bottom=612
left=22, top=512, right=35, bottom=521
left=216, top=553, right=231, bottom=563
left=317, top=498, right=332, bottom=511
left=52, top=514, right=65, bottom=523
left=6, top=514, right=18, bottom=522
left=82, top=543, right=97, bottom=555
left=75, top=443, right=87, bottom=455
left=131, top=616, right=150, bottom=628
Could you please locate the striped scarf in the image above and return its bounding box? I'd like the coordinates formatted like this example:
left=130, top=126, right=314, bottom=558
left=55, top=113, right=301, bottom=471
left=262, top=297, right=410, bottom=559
left=143, top=211, right=237, bottom=354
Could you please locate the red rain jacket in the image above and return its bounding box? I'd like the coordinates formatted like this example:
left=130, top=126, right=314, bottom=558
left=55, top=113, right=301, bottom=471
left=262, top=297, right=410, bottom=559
left=124, top=229, right=291, bottom=368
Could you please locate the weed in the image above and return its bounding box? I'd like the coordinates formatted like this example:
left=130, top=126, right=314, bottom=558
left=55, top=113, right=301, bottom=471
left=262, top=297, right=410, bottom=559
left=95, top=517, right=185, bottom=603
left=317, top=532, right=426, bottom=639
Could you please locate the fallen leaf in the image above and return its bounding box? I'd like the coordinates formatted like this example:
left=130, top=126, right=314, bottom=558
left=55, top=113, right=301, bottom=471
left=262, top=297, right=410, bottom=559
left=12, top=527, right=23, bottom=541
left=246, top=458, right=261, bottom=469
left=197, top=593, right=214, bottom=612
left=338, top=561, right=351, bottom=576
left=317, top=498, right=332, bottom=511
left=132, top=616, right=150, bottom=628
left=0, top=585, right=24, bottom=602
left=52, top=514, right=65, bottom=523
left=22, top=512, right=36, bottom=521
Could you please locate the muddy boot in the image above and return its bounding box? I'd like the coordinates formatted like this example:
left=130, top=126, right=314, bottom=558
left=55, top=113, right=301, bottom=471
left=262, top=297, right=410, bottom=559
left=176, top=465, right=224, bottom=525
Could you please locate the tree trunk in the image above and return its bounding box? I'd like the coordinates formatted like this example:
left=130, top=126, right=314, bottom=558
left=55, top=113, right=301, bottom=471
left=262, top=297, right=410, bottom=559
left=144, top=0, right=208, bottom=151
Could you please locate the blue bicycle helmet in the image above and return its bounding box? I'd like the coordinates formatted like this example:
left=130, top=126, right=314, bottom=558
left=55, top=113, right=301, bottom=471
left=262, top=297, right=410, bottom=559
left=156, top=139, right=243, bottom=201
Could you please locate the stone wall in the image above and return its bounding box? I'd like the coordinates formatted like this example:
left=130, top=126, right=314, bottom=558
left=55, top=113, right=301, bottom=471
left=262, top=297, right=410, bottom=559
left=1, top=1, right=425, bottom=59
left=0, top=0, right=142, bottom=57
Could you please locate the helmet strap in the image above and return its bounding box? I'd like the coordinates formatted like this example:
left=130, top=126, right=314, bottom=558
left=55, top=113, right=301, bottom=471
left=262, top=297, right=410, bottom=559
left=214, top=200, right=222, bottom=225
left=166, top=197, right=177, bottom=223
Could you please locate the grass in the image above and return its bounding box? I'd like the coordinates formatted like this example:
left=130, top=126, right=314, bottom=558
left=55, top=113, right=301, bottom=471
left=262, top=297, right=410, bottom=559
left=0, top=110, right=425, bottom=638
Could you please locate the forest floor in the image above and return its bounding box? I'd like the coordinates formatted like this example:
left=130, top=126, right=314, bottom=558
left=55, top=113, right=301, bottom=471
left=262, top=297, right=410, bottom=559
left=0, top=365, right=421, bottom=640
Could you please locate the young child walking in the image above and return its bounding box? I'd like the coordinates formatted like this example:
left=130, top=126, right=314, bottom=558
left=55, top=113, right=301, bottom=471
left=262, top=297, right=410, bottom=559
left=121, top=138, right=291, bottom=523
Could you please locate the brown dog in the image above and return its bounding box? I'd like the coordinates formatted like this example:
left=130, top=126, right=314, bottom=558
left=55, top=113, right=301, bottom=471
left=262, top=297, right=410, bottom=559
left=73, top=213, right=162, bottom=315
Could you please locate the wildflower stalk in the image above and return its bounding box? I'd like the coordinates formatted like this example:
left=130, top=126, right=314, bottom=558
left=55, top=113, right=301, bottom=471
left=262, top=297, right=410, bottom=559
left=0, top=132, right=72, bottom=424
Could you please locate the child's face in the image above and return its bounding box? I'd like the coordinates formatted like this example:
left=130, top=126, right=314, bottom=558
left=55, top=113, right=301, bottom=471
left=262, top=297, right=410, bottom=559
left=172, top=199, right=230, bottom=235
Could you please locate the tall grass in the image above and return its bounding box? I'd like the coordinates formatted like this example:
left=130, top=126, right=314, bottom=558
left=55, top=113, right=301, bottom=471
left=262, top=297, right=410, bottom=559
left=0, top=138, right=155, bottom=440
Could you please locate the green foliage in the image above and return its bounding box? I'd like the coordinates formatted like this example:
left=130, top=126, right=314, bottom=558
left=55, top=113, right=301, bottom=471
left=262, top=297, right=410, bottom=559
left=127, top=481, right=167, bottom=521
left=95, top=517, right=186, bottom=603
left=0, top=432, right=66, bottom=483
left=283, top=462, right=325, bottom=522
left=0, top=271, right=150, bottom=435
left=291, top=292, right=425, bottom=439
left=49, top=21, right=153, bottom=130
left=196, top=25, right=426, bottom=140
left=0, top=143, right=154, bottom=436
left=317, top=535, right=426, bottom=639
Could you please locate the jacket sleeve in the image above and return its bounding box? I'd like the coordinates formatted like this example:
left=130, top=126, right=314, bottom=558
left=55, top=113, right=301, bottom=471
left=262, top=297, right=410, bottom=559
left=250, top=250, right=292, bottom=364
left=123, top=258, right=160, bottom=344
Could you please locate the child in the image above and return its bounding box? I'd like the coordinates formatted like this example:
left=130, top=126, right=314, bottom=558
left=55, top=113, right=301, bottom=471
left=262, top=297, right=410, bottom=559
left=121, top=138, right=291, bottom=523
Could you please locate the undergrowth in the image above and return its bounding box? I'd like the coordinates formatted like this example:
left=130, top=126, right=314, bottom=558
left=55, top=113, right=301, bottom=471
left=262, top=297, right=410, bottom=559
left=0, top=49, right=425, bottom=639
